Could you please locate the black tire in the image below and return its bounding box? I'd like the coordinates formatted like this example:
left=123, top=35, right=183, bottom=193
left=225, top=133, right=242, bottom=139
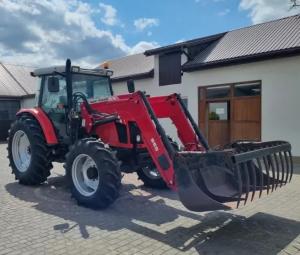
left=137, top=137, right=179, bottom=189
left=137, top=164, right=168, bottom=189
left=7, top=113, right=52, bottom=185
left=65, top=138, right=121, bottom=209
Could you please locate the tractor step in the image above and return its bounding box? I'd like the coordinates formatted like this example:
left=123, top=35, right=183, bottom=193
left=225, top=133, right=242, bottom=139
left=173, top=141, right=293, bottom=212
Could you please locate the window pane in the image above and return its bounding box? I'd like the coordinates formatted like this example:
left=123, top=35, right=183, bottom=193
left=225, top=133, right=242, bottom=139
left=72, top=74, right=111, bottom=101
left=206, top=86, right=230, bottom=99
left=209, top=102, right=229, bottom=120
left=234, top=82, right=261, bottom=97
left=42, top=76, right=66, bottom=112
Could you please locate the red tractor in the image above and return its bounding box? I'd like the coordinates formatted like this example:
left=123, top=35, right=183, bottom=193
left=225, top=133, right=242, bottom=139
left=7, top=59, right=293, bottom=211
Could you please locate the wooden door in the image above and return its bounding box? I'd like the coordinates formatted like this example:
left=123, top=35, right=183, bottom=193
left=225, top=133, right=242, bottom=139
left=231, top=96, right=261, bottom=141
left=207, top=101, right=230, bottom=147
left=198, top=81, right=261, bottom=147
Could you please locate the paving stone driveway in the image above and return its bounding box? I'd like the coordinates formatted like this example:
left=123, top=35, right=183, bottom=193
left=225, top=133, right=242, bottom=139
left=0, top=143, right=299, bottom=255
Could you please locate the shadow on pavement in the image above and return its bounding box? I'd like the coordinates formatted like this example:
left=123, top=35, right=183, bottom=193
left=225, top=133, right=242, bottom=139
left=294, top=164, right=300, bottom=175
left=5, top=176, right=300, bottom=254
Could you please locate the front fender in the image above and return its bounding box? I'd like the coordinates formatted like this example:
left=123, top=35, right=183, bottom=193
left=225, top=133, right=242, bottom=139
left=17, top=108, right=58, bottom=145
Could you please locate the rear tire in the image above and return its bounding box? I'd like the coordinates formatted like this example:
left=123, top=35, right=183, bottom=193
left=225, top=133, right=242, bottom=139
left=7, top=114, right=52, bottom=185
left=65, top=138, right=121, bottom=209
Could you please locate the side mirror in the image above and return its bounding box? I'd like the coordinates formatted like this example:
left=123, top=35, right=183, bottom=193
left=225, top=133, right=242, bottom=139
left=48, top=77, right=60, bottom=93
left=127, top=79, right=135, bottom=93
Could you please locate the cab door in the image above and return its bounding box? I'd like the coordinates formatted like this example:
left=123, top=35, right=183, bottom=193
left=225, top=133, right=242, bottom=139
left=40, top=75, right=68, bottom=139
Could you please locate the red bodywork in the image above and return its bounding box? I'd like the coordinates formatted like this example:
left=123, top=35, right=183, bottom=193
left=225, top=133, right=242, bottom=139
left=17, top=108, right=58, bottom=145
left=81, top=92, right=206, bottom=190
left=18, top=92, right=206, bottom=190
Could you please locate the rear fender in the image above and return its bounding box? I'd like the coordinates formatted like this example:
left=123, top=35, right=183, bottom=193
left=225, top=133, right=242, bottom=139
left=17, top=108, right=58, bottom=145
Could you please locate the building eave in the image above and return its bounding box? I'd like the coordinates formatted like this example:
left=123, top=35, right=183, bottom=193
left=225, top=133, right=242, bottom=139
left=144, top=33, right=226, bottom=56
left=0, top=95, right=22, bottom=100
left=182, top=47, right=300, bottom=72
left=21, top=94, right=35, bottom=99
left=111, top=69, right=154, bottom=83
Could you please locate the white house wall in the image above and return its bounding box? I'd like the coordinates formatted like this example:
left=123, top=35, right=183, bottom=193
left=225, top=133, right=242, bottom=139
left=112, top=55, right=300, bottom=156
left=20, top=97, right=35, bottom=108
left=183, top=55, right=300, bottom=156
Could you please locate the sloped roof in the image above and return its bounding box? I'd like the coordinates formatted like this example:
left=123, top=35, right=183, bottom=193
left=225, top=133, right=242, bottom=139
left=0, top=63, right=36, bottom=97
left=100, top=53, right=154, bottom=82
left=183, top=15, right=300, bottom=70
left=144, top=15, right=300, bottom=71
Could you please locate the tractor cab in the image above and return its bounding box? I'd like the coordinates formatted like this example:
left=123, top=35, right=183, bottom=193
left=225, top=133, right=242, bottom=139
left=31, top=61, right=114, bottom=141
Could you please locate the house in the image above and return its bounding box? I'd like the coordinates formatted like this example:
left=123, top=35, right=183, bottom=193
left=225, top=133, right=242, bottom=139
left=103, top=15, right=300, bottom=158
left=1, top=15, right=299, bottom=159
left=0, top=63, right=36, bottom=139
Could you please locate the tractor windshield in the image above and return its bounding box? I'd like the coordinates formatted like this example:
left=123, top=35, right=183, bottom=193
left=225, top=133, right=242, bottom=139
left=72, top=73, right=112, bottom=101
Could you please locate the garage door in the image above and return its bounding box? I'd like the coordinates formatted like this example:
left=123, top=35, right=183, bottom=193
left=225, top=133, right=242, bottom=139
left=0, top=100, right=20, bottom=140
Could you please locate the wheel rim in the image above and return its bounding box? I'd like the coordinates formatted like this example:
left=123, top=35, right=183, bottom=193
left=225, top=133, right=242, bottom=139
left=12, top=130, right=31, bottom=173
left=72, top=154, right=100, bottom=197
left=142, top=165, right=161, bottom=180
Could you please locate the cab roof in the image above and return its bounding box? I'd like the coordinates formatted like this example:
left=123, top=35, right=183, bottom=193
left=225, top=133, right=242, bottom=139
left=31, top=65, right=113, bottom=77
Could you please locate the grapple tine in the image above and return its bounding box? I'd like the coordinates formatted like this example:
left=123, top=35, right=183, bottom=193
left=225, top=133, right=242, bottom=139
left=288, top=151, right=293, bottom=182
left=248, top=161, right=257, bottom=201
left=242, top=162, right=250, bottom=205
left=262, top=156, right=270, bottom=194
left=274, top=153, right=280, bottom=189
left=235, top=164, right=243, bottom=208
left=268, top=155, right=276, bottom=192
left=256, top=158, right=264, bottom=198
left=279, top=152, right=285, bottom=187
left=284, top=152, right=290, bottom=184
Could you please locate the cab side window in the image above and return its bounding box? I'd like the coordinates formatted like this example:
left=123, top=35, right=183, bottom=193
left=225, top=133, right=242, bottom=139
left=42, top=76, right=67, bottom=113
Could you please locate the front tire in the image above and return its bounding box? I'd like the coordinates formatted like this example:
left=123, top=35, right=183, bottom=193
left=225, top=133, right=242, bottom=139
left=7, top=114, right=52, bottom=185
left=137, top=137, right=179, bottom=189
left=137, top=164, right=168, bottom=189
left=65, top=138, right=121, bottom=209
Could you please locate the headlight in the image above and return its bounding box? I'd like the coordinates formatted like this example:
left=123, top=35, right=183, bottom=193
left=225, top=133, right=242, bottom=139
left=106, top=70, right=114, bottom=77
left=72, top=66, right=80, bottom=72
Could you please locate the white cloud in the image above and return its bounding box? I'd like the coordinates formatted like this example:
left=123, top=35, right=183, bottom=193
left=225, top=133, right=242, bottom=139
left=130, top=41, right=159, bottom=54
left=134, top=18, right=159, bottom=31
left=175, top=39, right=185, bottom=43
left=218, top=8, right=230, bottom=16
left=99, top=3, right=118, bottom=26
left=240, top=0, right=299, bottom=24
left=0, top=0, right=157, bottom=67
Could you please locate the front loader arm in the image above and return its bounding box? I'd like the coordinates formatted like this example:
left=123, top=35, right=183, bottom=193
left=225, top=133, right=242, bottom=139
left=149, top=94, right=209, bottom=151
left=81, top=91, right=178, bottom=188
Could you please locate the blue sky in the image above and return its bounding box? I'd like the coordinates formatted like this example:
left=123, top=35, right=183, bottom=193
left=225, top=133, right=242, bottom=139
left=96, top=0, right=250, bottom=46
left=0, top=0, right=298, bottom=67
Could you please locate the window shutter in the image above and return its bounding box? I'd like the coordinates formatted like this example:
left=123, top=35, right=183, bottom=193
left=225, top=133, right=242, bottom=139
left=159, top=52, right=182, bottom=86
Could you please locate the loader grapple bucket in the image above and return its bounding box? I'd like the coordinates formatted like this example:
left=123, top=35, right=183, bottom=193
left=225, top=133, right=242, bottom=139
left=174, top=141, right=293, bottom=212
